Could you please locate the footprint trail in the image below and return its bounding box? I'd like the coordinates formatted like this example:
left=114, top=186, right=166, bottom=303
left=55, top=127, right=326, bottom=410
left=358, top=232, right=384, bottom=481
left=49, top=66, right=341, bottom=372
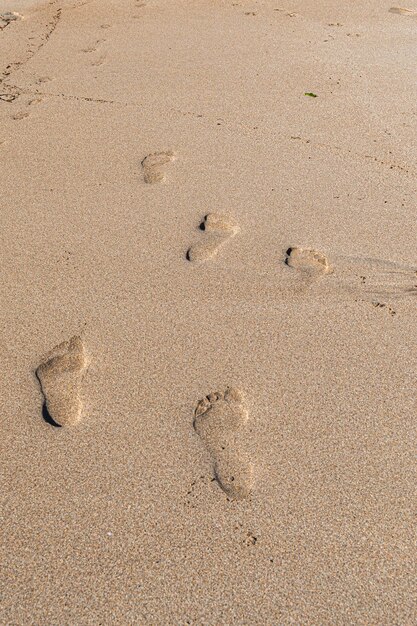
left=187, top=213, right=238, bottom=262
left=194, top=387, right=253, bottom=499
left=36, top=336, right=87, bottom=427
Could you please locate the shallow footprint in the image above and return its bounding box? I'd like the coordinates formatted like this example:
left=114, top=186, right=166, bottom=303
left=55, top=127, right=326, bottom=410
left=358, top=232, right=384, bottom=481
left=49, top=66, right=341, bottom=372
left=141, top=150, right=175, bottom=183
left=36, top=336, right=87, bottom=427
left=285, top=246, right=332, bottom=277
left=194, top=387, right=253, bottom=499
left=187, top=213, right=238, bottom=262
left=389, top=7, right=417, bottom=16
left=284, top=247, right=416, bottom=302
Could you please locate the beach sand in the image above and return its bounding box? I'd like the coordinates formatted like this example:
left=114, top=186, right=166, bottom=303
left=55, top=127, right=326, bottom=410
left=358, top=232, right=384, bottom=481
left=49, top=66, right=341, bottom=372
left=1, top=0, right=416, bottom=623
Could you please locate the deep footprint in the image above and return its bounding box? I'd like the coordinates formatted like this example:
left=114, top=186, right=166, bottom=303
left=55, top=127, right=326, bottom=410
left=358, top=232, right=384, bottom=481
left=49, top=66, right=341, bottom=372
left=36, top=336, right=87, bottom=427
left=187, top=213, right=238, bottom=262
left=285, top=246, right=332, bottom=276
left=141, top=150, right=175, bottom=183
left=194, top=387, right=253, bottom=499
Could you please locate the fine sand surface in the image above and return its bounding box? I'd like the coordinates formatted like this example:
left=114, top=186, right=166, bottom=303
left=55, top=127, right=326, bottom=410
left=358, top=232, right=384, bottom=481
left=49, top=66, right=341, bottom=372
left=1, top=0, right=416, bottom=623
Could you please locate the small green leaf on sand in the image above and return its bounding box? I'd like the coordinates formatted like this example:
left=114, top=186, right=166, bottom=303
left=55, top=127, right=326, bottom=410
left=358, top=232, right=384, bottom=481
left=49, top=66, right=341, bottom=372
left=304, top=92, right=318, bottom=97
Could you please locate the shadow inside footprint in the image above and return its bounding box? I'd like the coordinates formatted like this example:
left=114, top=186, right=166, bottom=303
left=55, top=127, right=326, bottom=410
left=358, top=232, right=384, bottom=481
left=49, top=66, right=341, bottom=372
left=41, top=401, right=61, bottom=428
left=36, top=336, right=87, bottom=427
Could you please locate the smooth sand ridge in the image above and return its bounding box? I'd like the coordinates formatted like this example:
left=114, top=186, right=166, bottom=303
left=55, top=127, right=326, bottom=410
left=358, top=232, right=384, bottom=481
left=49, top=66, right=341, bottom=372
left=1, top=0, right=416, bottom=624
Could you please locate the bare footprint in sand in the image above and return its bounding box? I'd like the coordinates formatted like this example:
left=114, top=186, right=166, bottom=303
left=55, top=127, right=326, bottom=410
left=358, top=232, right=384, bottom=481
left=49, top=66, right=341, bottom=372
left=389, top=7, right=417, bottom=16
left=285, top=246, right=332, bottom=277
left=187, top=213, right=238, bottom=262
left=284, top=246, right=416, bottom=302
left=36, top=336, right=87, bottom=427
left=194, top=388, right=253, bottom=499
left=141, top=150, right=176, bottom=183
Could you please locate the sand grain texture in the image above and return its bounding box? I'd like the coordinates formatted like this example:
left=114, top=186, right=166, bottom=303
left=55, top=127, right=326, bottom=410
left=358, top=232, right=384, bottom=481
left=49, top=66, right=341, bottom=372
left=0, top=0, right=416, bottom=624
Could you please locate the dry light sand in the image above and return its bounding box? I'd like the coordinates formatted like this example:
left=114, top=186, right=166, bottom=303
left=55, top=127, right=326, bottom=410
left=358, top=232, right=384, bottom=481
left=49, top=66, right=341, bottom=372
left=1, top=0, right=416, bottom=623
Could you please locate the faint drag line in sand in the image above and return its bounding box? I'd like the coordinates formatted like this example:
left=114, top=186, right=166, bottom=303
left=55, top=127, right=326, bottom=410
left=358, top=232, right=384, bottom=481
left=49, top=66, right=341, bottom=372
left=1, top=1, right=62, bottom=98
left=1, top=0, right=96, bottom=97
left=170, top=106, right=260, bottom=140
left=7, top=83, right=414, bottom=181
left=2, top=4, right=61, bottom=76
left=27, top=90, right=124, bottom=106
left=289, top=135, right=417, bottom=179
left=8, top=86, right=141, bottom=109
left=171, top=106, right=416, bottom=179
left=70, top=0, right=96, bottom=9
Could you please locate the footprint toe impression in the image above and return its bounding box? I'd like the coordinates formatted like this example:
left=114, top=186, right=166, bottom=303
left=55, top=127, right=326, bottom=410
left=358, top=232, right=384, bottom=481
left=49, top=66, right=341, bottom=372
left=194, top=387, right=253, bottom=499
left=36, top=336, right=87, bottom=427
left=187, top=213, right=238, bottom=262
